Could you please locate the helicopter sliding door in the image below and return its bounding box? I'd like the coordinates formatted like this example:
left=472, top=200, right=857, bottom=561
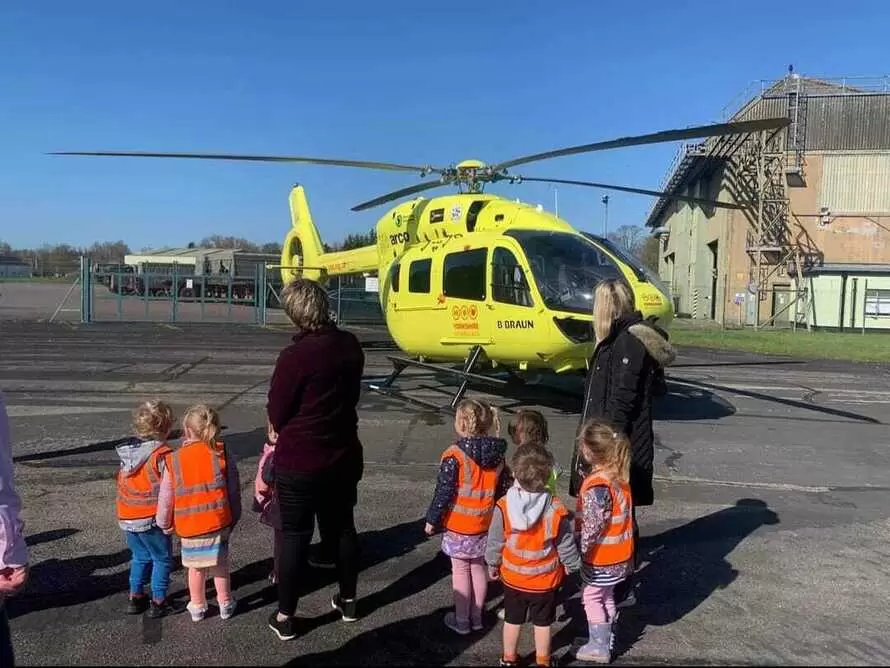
left=488, top=243, right=538, bottom=366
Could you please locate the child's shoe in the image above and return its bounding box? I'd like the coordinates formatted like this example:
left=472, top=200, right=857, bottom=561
left=498, top=659, right=518, bottom=667
left=218, top=598, right=237, bottom=620
left=126, top=593, right=148, bottom=615
left=147, top=598, right=179, bottom=619
left=443, top=611, right=471, bottom=635
left=575, top=622, right=612, bottom=663
left=187, top=601, right=208, bottom=622
left=331, top=593, right=358, bottom=622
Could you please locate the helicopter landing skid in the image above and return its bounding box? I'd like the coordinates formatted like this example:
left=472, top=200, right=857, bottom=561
left=366, top=346, right=510, bottom=413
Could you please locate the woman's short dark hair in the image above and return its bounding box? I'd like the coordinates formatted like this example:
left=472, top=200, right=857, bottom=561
left=281, top=277, right=332, bottom=331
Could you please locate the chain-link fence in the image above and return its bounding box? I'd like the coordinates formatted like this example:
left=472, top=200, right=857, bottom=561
left=7, top=257, right=389, bottom=327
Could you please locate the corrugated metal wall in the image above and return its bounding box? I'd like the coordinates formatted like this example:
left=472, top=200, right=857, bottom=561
left=821, top=153, right=890, bottom=212
left=736, top=94, right=890, bottom=150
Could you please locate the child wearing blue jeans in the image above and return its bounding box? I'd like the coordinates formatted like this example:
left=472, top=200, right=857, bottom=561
left=116, top=400, right=177, bottom=618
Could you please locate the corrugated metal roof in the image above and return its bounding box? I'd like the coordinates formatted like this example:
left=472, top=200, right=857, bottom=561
left=0, top=255, right=29, bottom=265
left=645, top=74, right=890, bottom=227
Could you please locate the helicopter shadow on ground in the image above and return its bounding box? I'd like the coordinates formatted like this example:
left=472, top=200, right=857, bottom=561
left=551, top=498, right=780, bottom=664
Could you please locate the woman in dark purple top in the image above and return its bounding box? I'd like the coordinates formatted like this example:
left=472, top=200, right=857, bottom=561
left=266, top=278, right=365, bottom=641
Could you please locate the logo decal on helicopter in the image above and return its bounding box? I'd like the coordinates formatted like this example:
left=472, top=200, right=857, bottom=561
left=497, top=319, right=535, bottom=330
left=451, top=303, right=479, bottom=333
left=451, top=304, right=478, bottom=320
left=389, top=232, right=410, bottom=245
left=430, top=208, right=445, bottom=223
left=451, top=205, right=462, bottom=221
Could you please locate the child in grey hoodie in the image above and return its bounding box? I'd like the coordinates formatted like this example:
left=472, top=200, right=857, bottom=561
left=115, top=400, right=177, bottom=618
left=486, top=444, right=581, bottom=668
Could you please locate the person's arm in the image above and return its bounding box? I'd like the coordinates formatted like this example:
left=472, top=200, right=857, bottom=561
left=485, top=505, right=506, bottom=578
left=266, top=347, right=304, bottom=433
left=0, top=394, right=28, bottom=597
left=555, top=514, right=582, bottom=573
left=424, top=455, right=459, bottom=532
left=604, top=335, right=646, bottom=435
left=155, top=468, right=175, bottom=532
left=226, top=456, right=242, bottom=528
left=580, top=486, right=612, bottom=555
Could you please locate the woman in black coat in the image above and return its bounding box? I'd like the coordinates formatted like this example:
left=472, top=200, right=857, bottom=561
left=569, top=278, right=675, bottom=600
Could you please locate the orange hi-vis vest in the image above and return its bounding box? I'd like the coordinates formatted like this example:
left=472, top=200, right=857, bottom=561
left=497, top=495, right=569, bottom=593
left=117, top=444, right=173, bottom=521
left=440, top=444, right=503, bottom=535
left=575, top=470, right=634, bottom=566
left=169, top=440, right=232, bottom=539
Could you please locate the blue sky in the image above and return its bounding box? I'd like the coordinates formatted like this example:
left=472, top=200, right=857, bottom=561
left=1, top=0, right=887, bottom=251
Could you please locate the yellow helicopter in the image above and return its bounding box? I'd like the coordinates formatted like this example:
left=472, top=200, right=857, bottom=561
left=52, top=115, right=789, bottom=409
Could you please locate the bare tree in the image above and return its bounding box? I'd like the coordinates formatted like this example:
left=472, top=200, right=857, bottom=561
left=606, top=225, right=646, bottom=255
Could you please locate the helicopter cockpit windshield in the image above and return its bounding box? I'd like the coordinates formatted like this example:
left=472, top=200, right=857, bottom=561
left=505, top=230, right=623, bottom=314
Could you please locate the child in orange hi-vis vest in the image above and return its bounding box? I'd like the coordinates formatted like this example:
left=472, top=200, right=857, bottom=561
left=573, top=420, right=635, bottom=664
left=156, top=404, right=241, bottom=622
left=425, top=398, right=511, bottom=635
left=485, top=443, right=581, bottom=668
left=116, top=400, right=176, bottom=618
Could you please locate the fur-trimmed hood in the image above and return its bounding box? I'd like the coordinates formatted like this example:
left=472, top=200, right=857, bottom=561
left=628, top=321, right=676, bottom=367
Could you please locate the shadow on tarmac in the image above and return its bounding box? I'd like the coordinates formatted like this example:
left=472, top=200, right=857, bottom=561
left=552, top=498, right=780, bottom=663
left=5, top=548, right=135, bottom=619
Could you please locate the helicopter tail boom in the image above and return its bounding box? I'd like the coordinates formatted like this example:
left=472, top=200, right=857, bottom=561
left=280, top=185, right=377, bottom=283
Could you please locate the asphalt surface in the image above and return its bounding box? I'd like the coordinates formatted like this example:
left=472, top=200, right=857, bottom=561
left=2, top=321, right=890, bottom=666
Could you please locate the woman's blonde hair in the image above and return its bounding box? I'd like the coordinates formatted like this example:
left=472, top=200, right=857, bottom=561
left=133, top=399, right=174, bottom=440
left=281, top=277, right=332, bottom=332
left=182, top=403, right=223, bottom=451
left=508, top=409, right=549, bottom=446
left=454, top=398, right=500, bottom=437
left=592, top=278, right=635, bottom=344
left=577, top=419, right=630, bottom=484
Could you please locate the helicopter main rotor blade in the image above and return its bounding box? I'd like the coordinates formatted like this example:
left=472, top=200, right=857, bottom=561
left=492, top=116, right=791, bottom=172
left=48, top=151, right=443, bottom=174
left=509, top=176, right=745, bottom=210
left=351, top=179, right=448, bottom=212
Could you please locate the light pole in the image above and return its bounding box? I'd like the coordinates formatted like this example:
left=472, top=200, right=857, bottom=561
left=601, top=195, right=610, bottom=236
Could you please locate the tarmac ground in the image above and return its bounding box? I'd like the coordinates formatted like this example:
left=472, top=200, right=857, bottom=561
left=2, top=320, right=890, bottom=666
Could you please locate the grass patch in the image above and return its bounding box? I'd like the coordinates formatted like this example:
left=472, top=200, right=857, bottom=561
left=667, top=320, right=890, bottom=363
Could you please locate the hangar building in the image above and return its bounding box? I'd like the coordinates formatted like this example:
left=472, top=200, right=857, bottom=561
left=645, top=72, right=890, bottom=331
left=124, top=247, right=279, bottom=277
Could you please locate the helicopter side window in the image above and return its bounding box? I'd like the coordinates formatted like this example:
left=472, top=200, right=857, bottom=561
left=408, top=258, right=431, bottom=293
left=390, top=262, right=400, bottom=292
left=492, top=247, right=532, bottom=307
left=443, top=248, right=486, bottom=301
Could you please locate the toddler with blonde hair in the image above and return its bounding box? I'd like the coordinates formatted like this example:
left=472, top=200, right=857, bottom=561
left=156, top=404, right=241, bottom=622
left=425, top=398, right=510, bottom=634
left=116, top=399, right=176, bottom=618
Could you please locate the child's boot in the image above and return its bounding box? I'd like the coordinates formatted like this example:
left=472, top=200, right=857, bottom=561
left=575, top=622, right=612, bottom=663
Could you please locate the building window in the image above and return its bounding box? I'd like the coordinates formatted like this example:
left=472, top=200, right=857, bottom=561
left=492, top=247, right=532, bottom=307
left=408, top=258, right=431, bottom=293
left=865, top=288, right=890, bottom=316
left=443, top=248, right=487, bottom=301
left=821, top=153, right=890, bottom=213
left=390, top=262, right=400, bottom=292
